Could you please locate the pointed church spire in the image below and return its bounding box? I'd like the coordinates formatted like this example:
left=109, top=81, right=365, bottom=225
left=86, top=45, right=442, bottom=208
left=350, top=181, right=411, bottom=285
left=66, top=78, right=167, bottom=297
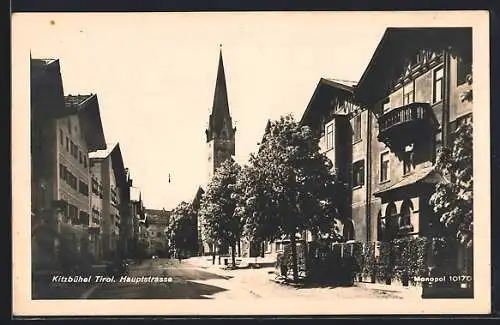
left=206, top=45, right=234, bottom=143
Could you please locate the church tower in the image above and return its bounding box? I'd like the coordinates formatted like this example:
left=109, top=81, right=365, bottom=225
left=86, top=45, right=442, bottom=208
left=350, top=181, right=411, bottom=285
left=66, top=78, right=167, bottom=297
left=206, top=46, right=236, bottom=184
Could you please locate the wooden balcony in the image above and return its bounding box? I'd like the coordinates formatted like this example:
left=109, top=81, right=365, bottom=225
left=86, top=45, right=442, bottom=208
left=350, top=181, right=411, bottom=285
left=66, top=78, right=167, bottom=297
left=377, top=102, right=438, bottom=149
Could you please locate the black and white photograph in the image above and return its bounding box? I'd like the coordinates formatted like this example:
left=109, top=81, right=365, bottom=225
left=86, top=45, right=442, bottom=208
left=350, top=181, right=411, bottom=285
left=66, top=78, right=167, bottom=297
left=12, top=11, right=490, bottom=315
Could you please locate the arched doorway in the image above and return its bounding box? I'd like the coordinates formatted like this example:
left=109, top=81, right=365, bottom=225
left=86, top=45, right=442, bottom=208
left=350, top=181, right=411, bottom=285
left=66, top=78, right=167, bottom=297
left=377, top=210, right=385, bottom=242
left=399, top=199, right=414, bottom=234
left=343, top=219, right=355, bottom=241
left=385, top=202, right=398, bottom=241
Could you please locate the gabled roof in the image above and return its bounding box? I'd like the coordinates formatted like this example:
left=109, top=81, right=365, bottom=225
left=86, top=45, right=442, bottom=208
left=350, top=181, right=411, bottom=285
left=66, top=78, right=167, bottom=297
left=192, top=186, right=205, bottom=210
left=31, top=58, right=67, bottom=119
left=299, top=78, right=356, bottom=126
left=355, top=27, right=472, bottom=105
left=89, top=143, right=127, bottom=187
left=110, top=143, right=127, bottom=188
left=89, top=143, right=115, bottom=159
left=65, top=94, right=107, bottom=151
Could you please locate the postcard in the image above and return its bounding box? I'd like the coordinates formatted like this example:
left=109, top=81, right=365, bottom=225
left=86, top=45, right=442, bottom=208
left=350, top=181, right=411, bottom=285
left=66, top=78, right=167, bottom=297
left=12, top=10, right=490, bottom=316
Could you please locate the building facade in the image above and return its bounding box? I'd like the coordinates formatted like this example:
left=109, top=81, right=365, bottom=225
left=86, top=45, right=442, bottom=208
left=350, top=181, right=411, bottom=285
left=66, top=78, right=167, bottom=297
left=144, top=209, right=171, bottom=256
left=298, top=28, right=473, bottom=272
left=31, top=58, right=69, bottom=270
left=129, top=187, right=145, bottom=258
left=89, top=143, right=129, bottom=261
left=30, top=58, right=108, bottom=270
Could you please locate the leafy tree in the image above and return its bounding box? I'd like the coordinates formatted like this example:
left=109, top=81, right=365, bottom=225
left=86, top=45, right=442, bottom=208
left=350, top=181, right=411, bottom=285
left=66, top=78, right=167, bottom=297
left=429, top=121, right=473, bottom=248
left=239, top=114, right=340, bottom=281
left=199, top=159, right=242, bottom=267
left=165, top=201, right=198, bottom=257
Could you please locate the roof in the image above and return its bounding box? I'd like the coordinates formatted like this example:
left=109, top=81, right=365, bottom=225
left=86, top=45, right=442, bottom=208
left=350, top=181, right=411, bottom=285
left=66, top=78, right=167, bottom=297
left=64, top=94, right=93, bottom=108
left=206, top=48, right=235, bottom=141
left=89, top=143, right=116, bottom=159
left=373, top=166, right=440, bottom=196
left=192, top=186, right=205, bottom=210
left=88, top=143, right=127, bottom=186
left=65, top=94, right=107, bottom=151
left=31, top=58, right=67, bottom=119
left=299, top=77, right=356, bottom=126
left=355, top=27, right=472, bottom=105
left=109, top=143, right=127, bottom=187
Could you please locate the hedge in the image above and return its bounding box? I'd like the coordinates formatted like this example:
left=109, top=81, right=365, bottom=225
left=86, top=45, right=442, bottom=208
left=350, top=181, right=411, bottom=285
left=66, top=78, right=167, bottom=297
left=348, top=237, right=431, bottom=285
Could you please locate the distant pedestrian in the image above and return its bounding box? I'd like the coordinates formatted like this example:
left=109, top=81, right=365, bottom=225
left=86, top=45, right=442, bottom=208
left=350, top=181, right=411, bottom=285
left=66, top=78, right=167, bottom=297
left=178, top=251, right=182, bottom=263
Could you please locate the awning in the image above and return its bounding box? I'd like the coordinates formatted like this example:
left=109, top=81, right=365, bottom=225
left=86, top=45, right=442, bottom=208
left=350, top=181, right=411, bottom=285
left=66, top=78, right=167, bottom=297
left=373, top=166, right=442, bottom=197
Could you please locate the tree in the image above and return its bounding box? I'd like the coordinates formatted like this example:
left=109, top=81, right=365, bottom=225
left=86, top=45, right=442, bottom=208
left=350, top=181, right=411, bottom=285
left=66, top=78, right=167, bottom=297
left=240, top=114, right=340, bottom=281
left=429, top=121, right=473, bottom=248
left=165, top=201, right=198, bottom=257
left=199, top=159, right=242, bottom=268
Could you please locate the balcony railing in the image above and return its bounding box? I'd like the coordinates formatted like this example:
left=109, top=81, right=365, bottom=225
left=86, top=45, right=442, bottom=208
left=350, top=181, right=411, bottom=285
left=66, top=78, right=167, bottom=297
left=377, top=102, right=438, bottom=148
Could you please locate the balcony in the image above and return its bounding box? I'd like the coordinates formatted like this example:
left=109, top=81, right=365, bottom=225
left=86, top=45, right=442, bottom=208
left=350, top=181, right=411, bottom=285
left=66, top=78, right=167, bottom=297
left=377, top=102, right=438, bottom=149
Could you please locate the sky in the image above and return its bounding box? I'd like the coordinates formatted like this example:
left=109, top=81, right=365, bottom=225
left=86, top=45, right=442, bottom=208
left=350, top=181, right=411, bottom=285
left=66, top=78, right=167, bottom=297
left=22, top=12, right=391, bottom=210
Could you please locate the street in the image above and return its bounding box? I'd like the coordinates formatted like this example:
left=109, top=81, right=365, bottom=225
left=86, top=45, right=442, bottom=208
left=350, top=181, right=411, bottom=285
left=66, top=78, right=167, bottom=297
left=33, top=257, right=419, bottom=300
left=86, top=258, right=234, bottom=299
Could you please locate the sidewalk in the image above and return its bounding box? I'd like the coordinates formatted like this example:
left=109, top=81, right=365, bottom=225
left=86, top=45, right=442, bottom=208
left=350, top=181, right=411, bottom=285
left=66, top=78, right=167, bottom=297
left=355, top=281, right=422, bottom=299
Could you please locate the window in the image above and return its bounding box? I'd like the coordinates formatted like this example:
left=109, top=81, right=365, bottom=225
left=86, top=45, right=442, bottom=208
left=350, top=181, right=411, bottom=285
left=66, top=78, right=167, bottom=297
left=353, top=114, right=361, bottom=142
left=433, top=66, right=444, bottom=103
left=79, top=211, right=90, bottom=225
left=343, top=219, right=355, bottom=241
left=67, top=119, right=72, bottom=134
left=79, top=180, right=89, bottom=196
left=385, top=203, right=399, bottom=241
left=399, top=200, right=414, bottom=234
left=92, top=179, right=99, bottom=195
left=383, top=100, right=391, bottom=113
left=380, top=152, right=390, bottom=182
left=79, top=151, right=83, bottom=164
left=403, top=154, right=413, bottom=175
left=59, top=130, right=63, bottom=145
left=66, top=171, right=77, bottom=190
left=457, top=57, right=472, bottom=86
left=71, top=143, right=78, bottom=159
left=403, top=144, right=414, bottom=175
left=326, top=123, right=334, bottom=150
left=60, top=200, right=69, bottom=222
left=352, top=160, right=365, bottom=188
left=68, top=204, right=79, bottom=224
left=59, top=164, right=67, bottom=180
left=83, top=156, right=87, bottom=168
left=65, top=137, right=69, bottom=151
left=403, top=81, right=415, bottom=105
left=377, top=211, right=385, bottom=242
